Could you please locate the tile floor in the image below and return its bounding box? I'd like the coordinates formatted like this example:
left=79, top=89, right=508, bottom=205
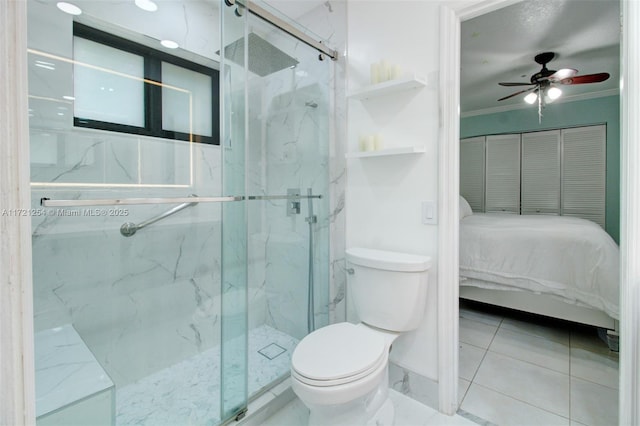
left=262, top=388, right=478, bottom=426
left=458, top=301, right=619, bottom=426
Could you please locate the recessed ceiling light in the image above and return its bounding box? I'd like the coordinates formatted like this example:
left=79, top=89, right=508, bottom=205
left=160, top=40, right=179, bottom=49
left=135, top=0, right=158, bottom=12
left=56, top=2, right=82, bottom=15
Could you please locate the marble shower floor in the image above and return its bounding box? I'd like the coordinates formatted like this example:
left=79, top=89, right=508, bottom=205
left=116, top=324, right=298, bottom=425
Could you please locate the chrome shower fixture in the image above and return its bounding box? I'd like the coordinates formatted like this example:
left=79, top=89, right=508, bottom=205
left=221, top=33, right=299, bottom=77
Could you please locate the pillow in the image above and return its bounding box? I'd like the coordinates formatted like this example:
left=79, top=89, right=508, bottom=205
left=459, top=196, right=473, bottom=219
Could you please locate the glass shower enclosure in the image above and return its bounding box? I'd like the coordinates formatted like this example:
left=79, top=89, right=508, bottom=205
left=27, top=0, right=331, bottom=424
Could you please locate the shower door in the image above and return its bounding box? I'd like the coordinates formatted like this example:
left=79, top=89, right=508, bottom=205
left=28, top=0, right=331, bottom=423
left=28, top=1, right=234, bottom=424
left=220, top=0, right=332, bottom=408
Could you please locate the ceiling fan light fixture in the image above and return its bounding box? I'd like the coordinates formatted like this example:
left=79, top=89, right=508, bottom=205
left=524, top=92, right=538, bottom=104
left=547, top=86, right=562, bottom=100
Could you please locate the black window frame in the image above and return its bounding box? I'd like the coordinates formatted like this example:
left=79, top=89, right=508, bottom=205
left=73, top=22, right=220, bottom=145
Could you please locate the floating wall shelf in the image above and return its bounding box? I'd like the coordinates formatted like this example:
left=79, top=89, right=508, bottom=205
left=346, top=146, right=426, bottom=159
left=347, top=75, right=427, bottom=101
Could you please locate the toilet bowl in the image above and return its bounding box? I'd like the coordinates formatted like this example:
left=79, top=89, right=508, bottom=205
left=291, top=323, right=397, bottom=425
left=291, top=248, right=432, bottom=426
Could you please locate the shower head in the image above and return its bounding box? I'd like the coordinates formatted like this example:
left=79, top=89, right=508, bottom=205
left=221, top=32, right=299, bottom=77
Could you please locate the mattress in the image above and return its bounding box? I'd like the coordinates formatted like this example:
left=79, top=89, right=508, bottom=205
left=460, top=213, right=620, bottom=319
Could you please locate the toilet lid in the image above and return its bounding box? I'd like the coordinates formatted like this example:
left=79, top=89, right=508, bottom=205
left=291, top=323, right=387, bottom=383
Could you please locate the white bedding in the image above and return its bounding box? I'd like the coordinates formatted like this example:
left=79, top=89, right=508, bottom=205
left=460, top=213, right=620, bottom=319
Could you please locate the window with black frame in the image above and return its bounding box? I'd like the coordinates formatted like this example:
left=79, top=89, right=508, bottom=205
left=72, top=22, right=219, bottom=145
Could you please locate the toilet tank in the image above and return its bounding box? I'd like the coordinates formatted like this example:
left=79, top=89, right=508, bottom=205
left=346, top=248, right=432, bottom=332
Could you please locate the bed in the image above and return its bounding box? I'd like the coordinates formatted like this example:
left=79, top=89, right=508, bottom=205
left=458, top=197, right=620, bottom=330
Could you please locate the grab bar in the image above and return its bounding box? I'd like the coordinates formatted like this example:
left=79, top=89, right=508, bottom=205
left=40, top=194, right=321, bottom=208
left=39, top=193, right=324, bottom=237
left=120, top=195, right=198, bottom=237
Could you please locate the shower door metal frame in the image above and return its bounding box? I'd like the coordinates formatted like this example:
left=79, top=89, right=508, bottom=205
left=224, top=0, right=338, bottom=61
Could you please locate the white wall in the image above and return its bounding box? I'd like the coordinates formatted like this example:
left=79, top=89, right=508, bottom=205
left=346, top=0, right=441, bottom=381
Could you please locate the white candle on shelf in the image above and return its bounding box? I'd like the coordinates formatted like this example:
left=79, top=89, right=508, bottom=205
left=370, top=63, right=380, bottom=84
left=373, top=134, right=383, bottom=151
left=379, top=59, right=390, bottom=82
left=389, top=64, right=402, bottom=80
left=365, top=135, right=374, bottom=151
left=358, top=135, right=367, bottom=151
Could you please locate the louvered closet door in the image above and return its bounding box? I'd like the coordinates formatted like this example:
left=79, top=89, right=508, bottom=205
left=561, top=125, right=606, bottom=227
left=521, top=130, right=561, bottom=215
left=485, top=134, right=521, bottom=213
left=460, top=137, right=485, bottom=212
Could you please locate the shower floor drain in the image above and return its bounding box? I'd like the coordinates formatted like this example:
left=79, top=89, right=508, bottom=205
left=258, top=343, right=287, bottom=360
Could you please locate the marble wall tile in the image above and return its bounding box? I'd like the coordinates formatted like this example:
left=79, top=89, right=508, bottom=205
left=295, top=1, right=348, bottom=325
left=389, top=362, right=440, bottom=410
left=29, top=129, right=203, bottom=187
left=249, top=0, right=347, bottom=336
left=32, top=219, right=223, bottom=386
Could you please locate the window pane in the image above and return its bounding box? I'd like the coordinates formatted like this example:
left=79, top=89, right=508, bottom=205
left=73, top=37, right=145, bottom=127
left=161, top=62, right=212, bottom=137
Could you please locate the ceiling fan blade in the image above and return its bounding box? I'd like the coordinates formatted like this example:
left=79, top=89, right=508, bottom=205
left=560, top=72, right=610, bottom=85
left=499, top=82, right=536, bottom=87
left=498, top=87, right=536, bottom=101
left=548, top=68, right=578, bottom=82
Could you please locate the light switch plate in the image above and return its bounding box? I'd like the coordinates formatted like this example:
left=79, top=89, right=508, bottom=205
left=422, top=201, right=437, bottom=224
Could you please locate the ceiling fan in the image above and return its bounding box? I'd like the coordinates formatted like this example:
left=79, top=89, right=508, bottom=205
left=497, top=51, right=610, bottom=104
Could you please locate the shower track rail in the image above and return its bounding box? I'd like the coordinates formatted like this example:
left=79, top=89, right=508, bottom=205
left=225, top=0, right=338, bottom=61
left=40, top=194, right=322, bottom=208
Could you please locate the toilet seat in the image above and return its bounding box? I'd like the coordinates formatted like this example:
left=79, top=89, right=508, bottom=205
left=291, top=323, right=388, bottom=387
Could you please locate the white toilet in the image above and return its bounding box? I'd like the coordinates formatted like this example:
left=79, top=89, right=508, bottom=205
left=290, top=247, right=432, bottom=426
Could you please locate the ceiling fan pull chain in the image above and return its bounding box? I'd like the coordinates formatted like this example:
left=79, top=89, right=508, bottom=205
left=538, top=92, right=543, bottom=124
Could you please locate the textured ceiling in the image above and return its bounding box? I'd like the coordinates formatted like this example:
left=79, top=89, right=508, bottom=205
left=461, top=0, right=620, bottom=114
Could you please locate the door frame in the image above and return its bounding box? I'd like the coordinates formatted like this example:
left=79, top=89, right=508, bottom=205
left=0, top=0, right=36, bottom=424
left=437, top=0, right=640, bottom=422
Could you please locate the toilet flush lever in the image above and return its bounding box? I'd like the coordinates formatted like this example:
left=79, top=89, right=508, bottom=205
left=346, top=268, right=355, bottom=275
